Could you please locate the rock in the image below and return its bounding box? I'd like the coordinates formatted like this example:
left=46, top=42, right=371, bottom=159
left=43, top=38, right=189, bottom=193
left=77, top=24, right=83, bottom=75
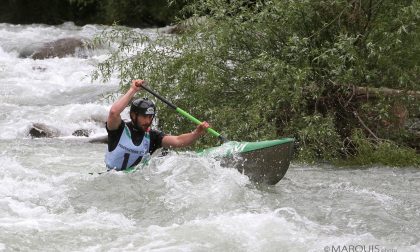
left=88, top=135, right=108, bottom=144
left=32, top=66, right=47, bottom=72
left=164, top=25, right=184, bottom=34
left=19, top=45, right=40, bottom=58
left=29, top=123, right=60, bottom=138
left=165, top=16, right=207, bottom=34
left=20, top=37, right=92, bottom=59
left=72, top=129, right=92, bottom=137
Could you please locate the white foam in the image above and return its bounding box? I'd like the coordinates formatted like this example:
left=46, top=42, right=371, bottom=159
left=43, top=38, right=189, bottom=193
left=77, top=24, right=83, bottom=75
left=0, top=22, right=121, bottom=140
left=0, top=156, right=134, bottom=232
left=0, top=22, right=100, bottom=54
left=92, top=210, right=384, bottom=251
left=146, top=153, right=254, bottom=213
left=0, top=200, right=135, bottom=231
left=328, top=181, right=394, bottom=204
left=0, top=103, right=111, bottom=139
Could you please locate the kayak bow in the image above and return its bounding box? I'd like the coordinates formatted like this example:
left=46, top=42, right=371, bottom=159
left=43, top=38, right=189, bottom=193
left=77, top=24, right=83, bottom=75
left=199, top=138, right=295, bottom=185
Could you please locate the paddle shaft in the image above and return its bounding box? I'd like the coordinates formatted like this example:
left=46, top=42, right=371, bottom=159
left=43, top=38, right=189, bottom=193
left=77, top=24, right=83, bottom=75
left=139, top=84, right=227, bottom=142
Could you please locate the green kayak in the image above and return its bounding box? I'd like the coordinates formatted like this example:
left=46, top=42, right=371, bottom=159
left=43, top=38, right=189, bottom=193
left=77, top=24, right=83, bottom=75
left=198, top=138, right=295, bottom=185
left=124, top=137, right=294, bottom=185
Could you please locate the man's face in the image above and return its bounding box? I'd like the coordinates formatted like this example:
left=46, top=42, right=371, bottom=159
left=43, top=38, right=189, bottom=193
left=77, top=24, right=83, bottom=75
left=137, top=114, right=153, bottom=131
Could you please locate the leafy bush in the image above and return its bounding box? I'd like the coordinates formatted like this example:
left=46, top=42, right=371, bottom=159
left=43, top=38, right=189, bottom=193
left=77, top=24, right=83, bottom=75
left=295, top=114, right=342, bottom=162
left=94, top=0, right=420, bottom=165
left=339, top=129, right=420, bottom=167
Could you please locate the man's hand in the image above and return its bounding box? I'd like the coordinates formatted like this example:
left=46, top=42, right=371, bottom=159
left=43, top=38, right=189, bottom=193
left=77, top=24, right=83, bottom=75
left=131, top=79, right=145, bottom=92
left=107, top=79, right=145, bottom=130
left=194, top=121, right=210, bottom=136
left=162, top=121, right=210, bottom=148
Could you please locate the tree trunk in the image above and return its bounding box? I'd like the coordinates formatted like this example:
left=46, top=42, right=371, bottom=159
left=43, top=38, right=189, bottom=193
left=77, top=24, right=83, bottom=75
left=353, top=86, right=420, bottom=98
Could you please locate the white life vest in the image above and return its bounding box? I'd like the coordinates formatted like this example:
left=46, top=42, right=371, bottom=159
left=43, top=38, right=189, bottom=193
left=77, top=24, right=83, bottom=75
left=105, top=124, right=150, bottom=170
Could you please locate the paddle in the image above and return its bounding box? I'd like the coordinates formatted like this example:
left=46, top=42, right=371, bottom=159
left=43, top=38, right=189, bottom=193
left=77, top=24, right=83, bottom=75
left=137, top=83, right=228, bottom=142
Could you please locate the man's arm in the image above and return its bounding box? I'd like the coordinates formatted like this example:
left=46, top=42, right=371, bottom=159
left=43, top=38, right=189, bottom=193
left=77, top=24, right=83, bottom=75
left=162, top=122, right=209, bottom=148
left=107, top=79, right=145, bottom=130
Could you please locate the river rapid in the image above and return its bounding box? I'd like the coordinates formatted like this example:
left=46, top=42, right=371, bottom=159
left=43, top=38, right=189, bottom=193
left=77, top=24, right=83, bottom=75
left=0, top=23, right=419, bottom=252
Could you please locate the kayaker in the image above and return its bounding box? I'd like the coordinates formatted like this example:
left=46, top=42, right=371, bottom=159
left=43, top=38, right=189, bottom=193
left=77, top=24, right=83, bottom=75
left=105, top=79, right=210, bottom=171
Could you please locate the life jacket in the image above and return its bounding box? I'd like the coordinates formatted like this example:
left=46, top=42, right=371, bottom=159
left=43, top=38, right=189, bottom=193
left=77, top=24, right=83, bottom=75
left=105, top=124, right=150, bottom=170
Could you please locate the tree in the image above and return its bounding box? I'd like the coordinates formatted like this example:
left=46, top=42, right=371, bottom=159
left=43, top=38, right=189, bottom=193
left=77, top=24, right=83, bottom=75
left=94, top=0, right=420, bottom=165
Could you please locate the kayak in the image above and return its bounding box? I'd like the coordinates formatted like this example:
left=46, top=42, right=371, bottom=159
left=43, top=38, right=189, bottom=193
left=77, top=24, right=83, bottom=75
left=198, top=138, right=295, bottom=185
left=124, top=138, right=294, bottom=185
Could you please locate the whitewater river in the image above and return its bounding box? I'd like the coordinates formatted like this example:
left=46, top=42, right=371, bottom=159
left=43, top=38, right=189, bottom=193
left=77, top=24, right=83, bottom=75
left=0, top=23, right=419, bottom=252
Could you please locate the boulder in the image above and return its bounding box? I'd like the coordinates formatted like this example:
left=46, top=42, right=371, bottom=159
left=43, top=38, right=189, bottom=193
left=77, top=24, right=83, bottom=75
left=72, top=129, right=92, bottom=137
left=20, top=37, right=91, bottom=59
left=29, top=123, right=60, bottom=138
left=165, top=16, right=207, bottom=34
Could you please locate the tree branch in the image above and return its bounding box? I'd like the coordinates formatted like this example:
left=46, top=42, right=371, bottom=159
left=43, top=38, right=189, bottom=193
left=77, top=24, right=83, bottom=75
left=353, top=111, right=380, bottom=141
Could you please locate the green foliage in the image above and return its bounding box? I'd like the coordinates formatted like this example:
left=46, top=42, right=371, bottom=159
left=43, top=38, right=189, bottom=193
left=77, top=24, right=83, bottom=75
left=295, top=114, right=342, bottom=162
left=94, top=0, right=420, bottom=164
left=339, top=130, right=420, bottom=167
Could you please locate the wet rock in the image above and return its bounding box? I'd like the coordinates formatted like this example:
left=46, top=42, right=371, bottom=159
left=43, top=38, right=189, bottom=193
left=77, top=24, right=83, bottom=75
left=20, top=37, right=92, bottom=59
left=32, top=66, right=47, bottom=72
left=29, top=123, right=60, bottom=138
left=19, top=45, right=40, bottom=58
left=33, top=37, right=88, bottom=59
left=163, top=25, right=182, bottom=34
left=72, top=129, right=92, bottom=137
left=165, top=16, right=207, bottom=34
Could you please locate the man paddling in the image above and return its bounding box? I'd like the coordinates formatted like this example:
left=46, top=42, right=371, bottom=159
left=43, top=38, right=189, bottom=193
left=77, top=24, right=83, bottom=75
left=105, top=79, right=209, bottom=171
